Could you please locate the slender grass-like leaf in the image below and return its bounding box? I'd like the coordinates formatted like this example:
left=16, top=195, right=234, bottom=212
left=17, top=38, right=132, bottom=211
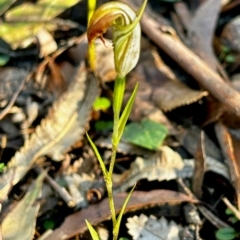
left=113, top=183, right=136, bottom=238
left=118, top=83, right=138, bottom=141
left=85, top=220, right=100, bottom=240
left=86, top=132, right=108, bottom=179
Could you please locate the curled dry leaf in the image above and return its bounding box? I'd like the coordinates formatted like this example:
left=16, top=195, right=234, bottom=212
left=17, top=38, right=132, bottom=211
left=113, top=153, right=229, bottom=194
left=0, top=62, right=99, bottom=201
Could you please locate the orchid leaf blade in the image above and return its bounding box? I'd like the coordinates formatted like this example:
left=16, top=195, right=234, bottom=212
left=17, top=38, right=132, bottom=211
left=85, top=220, right=100, bottom=240
left=118, top=83, right=138, bottom=141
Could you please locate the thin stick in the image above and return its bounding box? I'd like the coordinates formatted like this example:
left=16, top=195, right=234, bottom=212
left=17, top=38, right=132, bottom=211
left=222, top=197, right=240, bottom=221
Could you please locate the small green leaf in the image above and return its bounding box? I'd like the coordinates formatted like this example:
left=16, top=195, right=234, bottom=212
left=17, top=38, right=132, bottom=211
left=123, top=119, right=168, bottom=150
left=85, top=220, right=100, bottom=240
left=44, top=220, right=55, bottom=230
left=216, top=227, right=238, bottom=240
left=229, top=216, right=239, bottom=224
left=95, top=121, right=113, bottom=132
left=225, top=208, right=234, bottom=215
left=225, top=54, right=236, bottom=63
left=0, top=54, right=10, bottom=66
left=0, top=163, right=6, bottom=173
left=222, top=46, right=230, bottom=53
left=93, top=97, right=111, bottom=111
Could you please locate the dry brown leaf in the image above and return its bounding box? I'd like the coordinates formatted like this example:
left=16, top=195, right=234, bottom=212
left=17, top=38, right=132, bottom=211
left=176, top=126, right=223, bottom=161
left=126, top=214, right=182, bottom=240
left=45, top=190, right=197, bottom=240
left=129, top=50, right=208, bottom=113
left=0, top=62, right=98, bottom=201
left=113, top=146, right=189, bottom=194
left=152, top=80, right=208, bottom=111
left=114, top=153, right=229, bottom=195
left=152, top=50, right=209, bottom=111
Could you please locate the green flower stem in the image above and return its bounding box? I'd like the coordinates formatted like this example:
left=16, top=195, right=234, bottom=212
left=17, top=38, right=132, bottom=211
left=108, top=75, right=126, bottom=235
left=112, top=76, right=126, bottom=146
left=105, top=178, right=117, bottom=229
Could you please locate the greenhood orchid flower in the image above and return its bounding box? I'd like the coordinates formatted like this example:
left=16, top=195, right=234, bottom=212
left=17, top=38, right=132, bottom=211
left=87, top=0, right=147, bottom=78
left=86, top=2, right=147, bottom=239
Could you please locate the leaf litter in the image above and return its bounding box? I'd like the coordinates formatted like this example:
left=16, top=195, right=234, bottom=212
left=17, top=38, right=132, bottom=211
left=0, top=0, right=240, bottom=239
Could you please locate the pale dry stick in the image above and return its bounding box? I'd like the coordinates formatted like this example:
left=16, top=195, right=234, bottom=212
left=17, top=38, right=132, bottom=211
left=0, top=71, right=28, bottom=120
left=222, top=197, right=240, bottom=221
left=36, top=167, right=76, bottom=208
left=122, top=0, right=240, bottom=115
